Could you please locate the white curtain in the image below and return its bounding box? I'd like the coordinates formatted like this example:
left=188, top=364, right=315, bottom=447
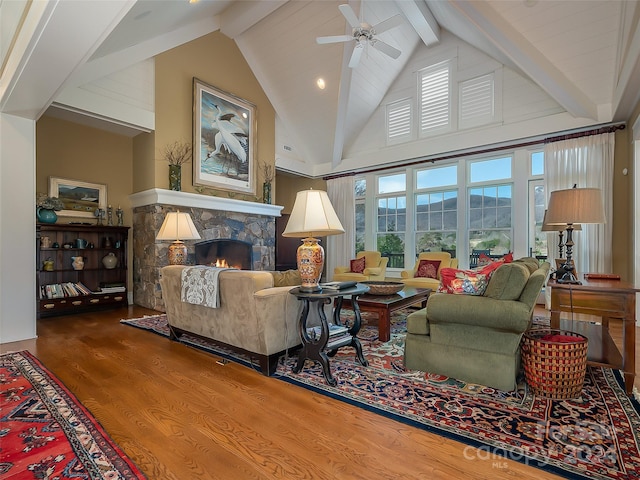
left=326, top=176, right=355, bottom=281
left=544, top=132, right=614, bottom=274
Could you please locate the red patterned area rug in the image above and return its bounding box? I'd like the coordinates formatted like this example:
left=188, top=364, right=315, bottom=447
left=0, top=351, right=146, bottom=479
left=121, top=312, right=640, bottom=479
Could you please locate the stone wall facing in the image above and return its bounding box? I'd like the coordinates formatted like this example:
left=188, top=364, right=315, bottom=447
left=133, top=203, right=276, bottom=311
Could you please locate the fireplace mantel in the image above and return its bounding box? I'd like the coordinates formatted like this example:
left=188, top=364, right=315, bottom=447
left=129, top=188, right=284, bottom=217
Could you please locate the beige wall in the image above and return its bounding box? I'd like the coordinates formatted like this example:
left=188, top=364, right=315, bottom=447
left=141, top=31, right=276, bottom=200
left=612, top=128, right=632, bottom=280
left=36, top=116, right=133, bottom=220
left=275, top=172, right=327, bottom=213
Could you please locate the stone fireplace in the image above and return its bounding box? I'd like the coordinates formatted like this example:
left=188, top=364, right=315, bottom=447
left=195, top=239, right=252, bottom=270
left=130, top=189, right=283, bottom=311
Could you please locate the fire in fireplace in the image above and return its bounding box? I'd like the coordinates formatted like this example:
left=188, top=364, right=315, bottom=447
left=195, top=239, right=252, bottom=270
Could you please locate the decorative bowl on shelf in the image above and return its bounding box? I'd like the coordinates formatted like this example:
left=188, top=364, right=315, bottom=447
left=362, top=281, right=404, bottom=295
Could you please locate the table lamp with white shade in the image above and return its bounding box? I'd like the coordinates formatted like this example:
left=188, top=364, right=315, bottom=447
left=545, top=186, right=605, bottom=284
left=282, top=189, right=345, bottom=292
left=156, top=210, right=201, bottom=265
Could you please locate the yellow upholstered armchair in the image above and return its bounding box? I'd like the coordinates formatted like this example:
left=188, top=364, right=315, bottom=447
left=400, top=252, right=459, bottom=290
left=333, top=251, right=389, bottom=282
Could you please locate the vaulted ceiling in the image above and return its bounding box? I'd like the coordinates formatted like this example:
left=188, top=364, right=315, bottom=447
left=4, top=0, right=640, bottom=177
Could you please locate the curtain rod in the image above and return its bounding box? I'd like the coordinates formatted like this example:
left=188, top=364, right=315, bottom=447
left=323, top=123, right=626, bottom=180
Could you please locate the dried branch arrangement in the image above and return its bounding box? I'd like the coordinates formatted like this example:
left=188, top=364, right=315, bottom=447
left=163, top=141, right=193, bottom=166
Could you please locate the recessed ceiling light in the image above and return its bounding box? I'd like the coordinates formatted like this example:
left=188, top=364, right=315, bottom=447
left=316, top=78, right=326, bottom=90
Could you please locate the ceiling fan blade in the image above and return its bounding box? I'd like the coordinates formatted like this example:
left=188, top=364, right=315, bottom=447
left=316, top=35, right=353, bottom=44
left=371, top=40, right=401, bottom=59
left=349, top=44, right=364, bottom=68
left=339, top=4, right=361, bottom=29
left=372, top=14, right=404, bottom=35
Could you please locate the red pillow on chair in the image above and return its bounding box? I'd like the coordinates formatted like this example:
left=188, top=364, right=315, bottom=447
left=414, top=259, right=441, bottom=278
left=350, top=257, right=366, bottom=273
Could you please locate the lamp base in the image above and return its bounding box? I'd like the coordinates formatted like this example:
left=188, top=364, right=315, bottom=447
left=297, top=237, right=324, bottom=292
left=557, top=262, right=581, bottom=284
left=168, top=240, right=188, bottom=265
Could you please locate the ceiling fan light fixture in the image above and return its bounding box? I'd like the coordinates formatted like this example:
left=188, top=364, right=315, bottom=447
left=316, top=3, right=404, bottom=68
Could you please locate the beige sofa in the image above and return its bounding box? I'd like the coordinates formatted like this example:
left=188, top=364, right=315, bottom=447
left=160, top=266, right=304, bottom=375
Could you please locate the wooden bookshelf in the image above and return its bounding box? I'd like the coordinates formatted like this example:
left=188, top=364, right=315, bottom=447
left=37, top=224, right=129, bottom=318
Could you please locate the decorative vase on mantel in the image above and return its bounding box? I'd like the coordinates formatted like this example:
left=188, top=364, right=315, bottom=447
left=262, top=182, right=272, bottom=204
left=36, top=207, right=58, bottom=224
left=169, top=164, right=182, bottom=191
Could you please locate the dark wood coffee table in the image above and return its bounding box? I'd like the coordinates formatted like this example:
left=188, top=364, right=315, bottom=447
left=339, top=287, right=431, bottom=342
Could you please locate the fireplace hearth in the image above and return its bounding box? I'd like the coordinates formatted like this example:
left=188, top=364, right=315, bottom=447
left=195, top=239, right=252, bottom=270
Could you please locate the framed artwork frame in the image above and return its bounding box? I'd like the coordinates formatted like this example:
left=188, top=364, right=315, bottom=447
left=193, top=78, right=256, bottom=195
left=49, top=177, right=107, bottom=219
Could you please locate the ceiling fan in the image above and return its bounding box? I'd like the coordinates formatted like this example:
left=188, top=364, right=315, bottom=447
left=316, top=3, right=403, bottom=68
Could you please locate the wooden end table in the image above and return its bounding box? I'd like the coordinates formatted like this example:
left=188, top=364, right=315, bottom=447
left=549, top=277, right=638, bottom=395
left=340, top=287, right=431, bottom=342
left=289, top=284, right=370, bottom=386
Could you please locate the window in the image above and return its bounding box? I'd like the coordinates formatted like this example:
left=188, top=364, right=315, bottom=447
left=419, top=61, right=452, bottom=136
left=459, top=73, right=495, bottom=129
left=377, top=173, right=406, bottom=268
left=378, top=173, right=406, bottom=194
left=355, top=178, right=366, bottom=253
left=469, top=156, right=511, bottom=182
left=468, top=157, right=513, bottom=256
left=386, top=99, right=412, bottom=144
left=529, top=152, right=545, bottom=258
left=531, top=151, right=544, bottom=176
left=415, top=164, right=458, bottom=257
left=530, top=180, right=546, bottom=257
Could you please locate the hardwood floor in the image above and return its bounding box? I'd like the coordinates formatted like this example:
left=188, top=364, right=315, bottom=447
left=2, top=306, right=638, bottom=480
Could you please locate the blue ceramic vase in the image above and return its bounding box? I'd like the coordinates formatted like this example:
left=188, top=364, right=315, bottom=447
left=37, top=207, right=58, bottom=224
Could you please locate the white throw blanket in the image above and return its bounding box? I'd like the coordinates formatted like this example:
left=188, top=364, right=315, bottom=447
left=180, top=266, right=231, bottom=308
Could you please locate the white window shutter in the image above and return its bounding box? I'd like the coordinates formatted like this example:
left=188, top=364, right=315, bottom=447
left=459, top=73, right=495, bottom=129
left=386, top=99, right=412, bottom=144
left=419, top=62, right=451, bottom=135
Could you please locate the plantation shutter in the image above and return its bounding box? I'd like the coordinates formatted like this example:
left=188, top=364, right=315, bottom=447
left=386, top=99, right=412, bottom=144
left=419, top=61, right=451, bottom=135
left=459, top=73, right=495, bottom=129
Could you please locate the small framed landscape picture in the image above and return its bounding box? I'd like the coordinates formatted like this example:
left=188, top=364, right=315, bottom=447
left=49, top=177, right=107, bottom=218
left=193, top=77, right=256, bottom=195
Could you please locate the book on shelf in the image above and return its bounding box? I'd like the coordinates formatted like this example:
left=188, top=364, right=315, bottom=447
left=99, top=286, right=126, bottom=293
left=99, top=282, right=126, bottom=293
left=40, top=282, right=94, bottom=299
left=307, top=324, right=349, bottom=341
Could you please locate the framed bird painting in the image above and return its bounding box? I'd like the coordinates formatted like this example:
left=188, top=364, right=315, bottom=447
left=193, top=78, right=257, bottom=195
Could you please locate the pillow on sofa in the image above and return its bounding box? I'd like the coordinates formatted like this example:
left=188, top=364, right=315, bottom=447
left=415, top=259, right=441, bottom=278
left=483, top=263, right=530, bottom=300
left=477, top=253, right=492, bottom=266
left=438, top=268, right=490, bottom=295
left=350, top=257, right=366, bottom=273
left=270, top=269, right=301, bottom=287
left=513, top=257, right=539, bottom=274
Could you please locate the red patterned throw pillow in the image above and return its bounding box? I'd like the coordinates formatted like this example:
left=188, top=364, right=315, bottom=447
left=415, top=259, right=441, bottom=278
left=350, top=257, right=366, bottom=273
left=438, top=268, right=489, bottom=295
left=477, top=253, right=492, bottom=266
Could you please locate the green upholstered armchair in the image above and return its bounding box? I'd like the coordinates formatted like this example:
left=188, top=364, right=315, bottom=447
left=404, top=258, right=550, bottom=391
left=400, top=251, right=459, bottom=291
left=333, top=251, right=389, bottom=282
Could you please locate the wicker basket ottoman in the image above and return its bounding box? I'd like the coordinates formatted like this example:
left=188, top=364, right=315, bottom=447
left=521, top=329, right=588, bottom=400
